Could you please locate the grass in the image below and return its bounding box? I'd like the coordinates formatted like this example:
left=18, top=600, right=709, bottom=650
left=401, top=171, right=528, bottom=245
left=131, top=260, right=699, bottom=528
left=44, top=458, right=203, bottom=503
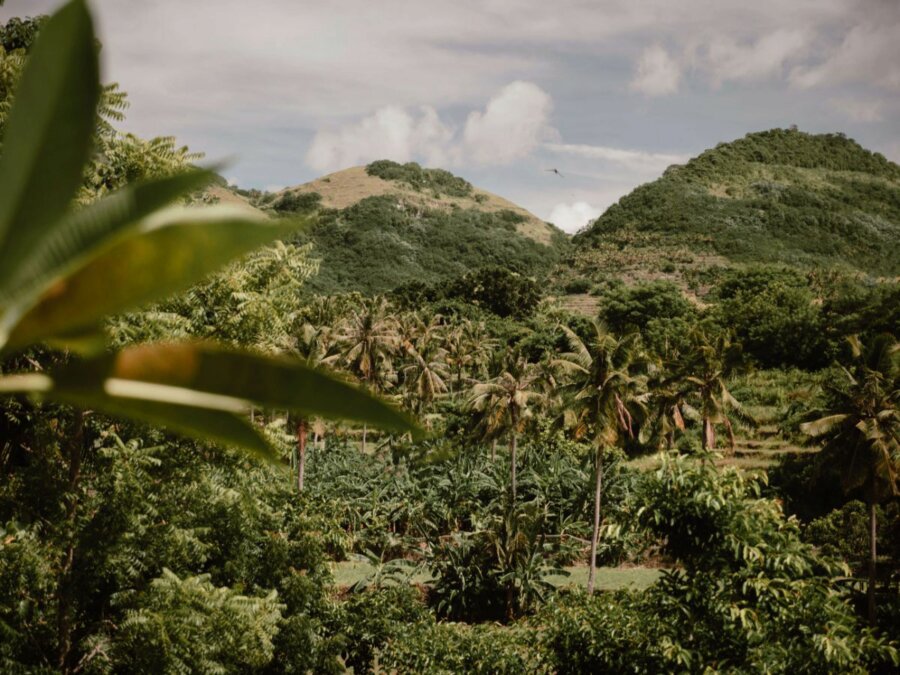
left=330, top=560, right=661, bottom=591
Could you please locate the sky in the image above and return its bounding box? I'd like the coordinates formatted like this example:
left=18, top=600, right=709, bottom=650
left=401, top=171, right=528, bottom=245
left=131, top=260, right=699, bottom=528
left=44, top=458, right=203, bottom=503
left=3, top=0, right=899, bottom=233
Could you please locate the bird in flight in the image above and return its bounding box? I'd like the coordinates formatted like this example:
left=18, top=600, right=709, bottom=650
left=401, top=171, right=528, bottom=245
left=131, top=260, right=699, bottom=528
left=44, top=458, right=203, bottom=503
left=545, top=168, right=564, bottom=178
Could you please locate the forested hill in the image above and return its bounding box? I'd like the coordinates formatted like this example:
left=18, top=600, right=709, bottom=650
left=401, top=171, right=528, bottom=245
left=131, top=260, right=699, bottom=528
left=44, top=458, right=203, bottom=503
left=262, top=161, right=569, bottom=294
left=569, top=129, right=900, bottom=285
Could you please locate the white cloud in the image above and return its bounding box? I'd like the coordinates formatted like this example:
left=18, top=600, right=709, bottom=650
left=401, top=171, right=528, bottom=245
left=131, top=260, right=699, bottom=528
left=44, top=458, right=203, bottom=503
left=791, top=21, right=900, bottom=91
left=829, top=98, right=884, bottom=123
left=463, top=81, right=556, bottom=165
left=305, top=105, right=455, bottom=173
left=545, top=142, right=689, bottom=173
left=549, top=201, right=603, bottom=234
left=704, top=29, right=810, bottom=85
left=305, top=81, right=554, bottom=172
left=630, top=45, right=681, bottom=96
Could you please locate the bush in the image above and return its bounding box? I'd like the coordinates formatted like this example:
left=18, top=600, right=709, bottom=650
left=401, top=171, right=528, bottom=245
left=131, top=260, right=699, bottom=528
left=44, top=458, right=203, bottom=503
left=272, top=190, right=322, bottom=214
left=366, top=160, right=473, bottom=198
left=334, top=586, right=429, bottom=673
left=379, top=621, right=550, bottom=674
left=107, top=569, right=282, bottom=673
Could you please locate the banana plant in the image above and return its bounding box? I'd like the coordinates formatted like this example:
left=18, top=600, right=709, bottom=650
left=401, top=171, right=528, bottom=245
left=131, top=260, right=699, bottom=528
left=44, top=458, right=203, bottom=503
left=0, top=0, right=418, bottom=460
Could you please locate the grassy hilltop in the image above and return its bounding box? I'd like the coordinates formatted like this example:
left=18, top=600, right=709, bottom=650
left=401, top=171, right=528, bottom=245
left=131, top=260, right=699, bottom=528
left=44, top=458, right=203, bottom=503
left=265, top=161, right=569, bottom=294
left=565, top=129, right=900, bottom=290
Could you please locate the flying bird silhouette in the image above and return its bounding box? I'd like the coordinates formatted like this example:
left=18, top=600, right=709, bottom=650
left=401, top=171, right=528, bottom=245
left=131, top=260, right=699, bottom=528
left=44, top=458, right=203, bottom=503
left=545, top=168, right=564, bottom=178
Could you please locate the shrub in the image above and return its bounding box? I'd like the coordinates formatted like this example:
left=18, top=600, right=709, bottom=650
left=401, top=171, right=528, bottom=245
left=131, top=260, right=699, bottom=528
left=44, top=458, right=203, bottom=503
left=379, top=621, right=550, bottom=674
left=107, top=569, right=283, bottom=673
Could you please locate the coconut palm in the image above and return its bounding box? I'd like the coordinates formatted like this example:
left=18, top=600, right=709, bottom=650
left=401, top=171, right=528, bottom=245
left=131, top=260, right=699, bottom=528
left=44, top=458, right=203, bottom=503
left=676, top=329, right=754, bottom=453
left=801, top=333, right=899, bottom=624
left=289, top=323, right=337, bottom=491
left=643, top=365, right=690, bottom=451
left=444, top=319, right=498, bottom=394
left=467, top=353, right=545, bottom=501
left=334, top=297, right=401, bottom=451
left=400, top=331, right=450, bottom=419
left=554, top=321, right=645, bottom=593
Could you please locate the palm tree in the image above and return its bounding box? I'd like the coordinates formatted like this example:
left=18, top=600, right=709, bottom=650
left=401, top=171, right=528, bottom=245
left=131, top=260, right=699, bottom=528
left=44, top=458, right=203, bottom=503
left=801, top=334, right=899, bottom=625
left=554, top=321, right=645, bottom=593
left=677, top=329, right=754, bottom=453
left=290, top=323, right=336, bottom=492
left=444, top=319, right=498, bottom=394
left=644, top=364, right=690, bottom=451
left=400, top=329, right=450, bottom=420
left=467, top=353, right=545, bottom=501
left=333, top=297, right=400, bottom=452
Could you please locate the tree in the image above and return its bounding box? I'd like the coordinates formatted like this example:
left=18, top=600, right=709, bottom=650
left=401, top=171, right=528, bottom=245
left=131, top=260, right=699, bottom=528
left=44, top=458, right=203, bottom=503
left=553, top=321, right=644, bottom=593
left=334, top=297, right=401, bottom=451
left=801, top=334, right=899, bottom=624
left=467, top=353, right=545, bottom=502
left=676, top=329, right=755, bottom=453
left=399, top=315, right=450, bottom=420
left=0, top=4, right=416, bottom=669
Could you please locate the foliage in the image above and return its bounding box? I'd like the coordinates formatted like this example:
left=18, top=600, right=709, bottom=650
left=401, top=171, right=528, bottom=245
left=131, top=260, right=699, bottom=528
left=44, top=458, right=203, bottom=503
left=574, top=128, right=900, bottom=278
left=712, top=266, right=827, bottom=368
left=378, top=620, right=550, bottom=674
left=333, top=585, right=429, bottom=672
left=599, top=280, right=698, bottom=356
left=366, top=159, right=473, bottom=198
left=299, top=195, right=567, bottom=294
left=104, top=569, right=283, bottom=673
left=272, top=190, right=322, bottom=214
left=0, top=0, right=414, bottom=459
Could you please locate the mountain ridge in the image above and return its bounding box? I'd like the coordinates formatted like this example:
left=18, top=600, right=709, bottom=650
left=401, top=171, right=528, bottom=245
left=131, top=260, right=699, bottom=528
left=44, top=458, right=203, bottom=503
left=566, top=128, right=900, bottom=290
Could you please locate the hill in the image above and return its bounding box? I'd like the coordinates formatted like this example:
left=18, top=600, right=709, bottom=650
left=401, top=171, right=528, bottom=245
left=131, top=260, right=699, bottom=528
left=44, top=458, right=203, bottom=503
left=565, top=129, right=900, bottom=290
left=273, top=161, right=569, bottom=294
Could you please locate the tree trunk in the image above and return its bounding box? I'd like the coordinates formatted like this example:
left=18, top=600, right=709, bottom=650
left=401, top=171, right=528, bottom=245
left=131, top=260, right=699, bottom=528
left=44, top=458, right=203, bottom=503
left=491, top=438, right=497, bottom=463
left=361, top=424, right=367, bottom=454
left=587, top=446, right=604, bottom=594
left=702, top=417, right=714, bottom=451
left=296, top=418, right=308, bottom=493
left=868, top=498, right=877, bottom=626
left=57, top=412, right=85, bottom=674
left=509, top=431, right=517, bottom=502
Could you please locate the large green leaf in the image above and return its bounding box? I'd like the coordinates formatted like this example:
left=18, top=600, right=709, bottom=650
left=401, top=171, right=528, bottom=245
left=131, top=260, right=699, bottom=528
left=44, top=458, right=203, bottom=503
left=0, top=0, right=99, bottom=275
left=51, top=342, right=419, bottom=433
left=0, top=340, right=419, bottom=456
left=0, top=372, right=274, bottom=461
left=3, top=208, right=309, bottom=350
left=0, top=170, right=218, bottom=305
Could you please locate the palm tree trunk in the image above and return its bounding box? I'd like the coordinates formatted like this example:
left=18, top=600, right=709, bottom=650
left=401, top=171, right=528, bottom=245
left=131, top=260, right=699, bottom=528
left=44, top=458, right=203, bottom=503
left=57, top=412, right=85, bottom=674
left=509, top=431, right=517, bottom=502
left=587, top=446, right=604, bottom=594
left=868, top=498, right=877, bottom=626
left=296, top=418, right=308, bottom=493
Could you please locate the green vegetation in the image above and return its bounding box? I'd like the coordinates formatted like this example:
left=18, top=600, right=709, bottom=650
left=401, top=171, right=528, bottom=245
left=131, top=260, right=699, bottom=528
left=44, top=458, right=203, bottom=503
left=0, top=3, right=898, bottom=673
left=296, top=194, right=569, bottom=294
left=572, top=128, right=900, bottom=281
left=366, top=159, right=473, bottom=197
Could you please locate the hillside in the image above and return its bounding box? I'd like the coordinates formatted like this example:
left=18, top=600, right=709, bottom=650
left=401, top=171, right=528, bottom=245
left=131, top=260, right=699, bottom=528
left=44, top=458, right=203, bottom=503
left=274, top=161, right=569, bottom=294
left=566, top=129, right=900, bottom=290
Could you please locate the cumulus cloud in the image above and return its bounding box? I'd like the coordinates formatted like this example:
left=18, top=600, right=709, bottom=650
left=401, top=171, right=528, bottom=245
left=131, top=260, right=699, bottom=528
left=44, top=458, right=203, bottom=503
left=305, top=81, right=554, bottom=172
left=305, top=106, right=455, bottom=173
left=704, top=29, right=810, bottom=85
left=549, top=202, right=603, bottom=234
left=630, top=45, right=681, bottom=96
left=545, top=142, right=689, bottom=173
left=463, top=81, right=556, bottom=165
left=791, top=22, right=900, bottom=91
